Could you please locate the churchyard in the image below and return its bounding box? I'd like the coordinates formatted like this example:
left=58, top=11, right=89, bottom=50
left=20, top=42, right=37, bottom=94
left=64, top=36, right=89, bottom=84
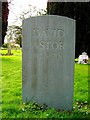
left=0, top=49, right=89, bottom=118
left=1, top=15, right=90, bottom=119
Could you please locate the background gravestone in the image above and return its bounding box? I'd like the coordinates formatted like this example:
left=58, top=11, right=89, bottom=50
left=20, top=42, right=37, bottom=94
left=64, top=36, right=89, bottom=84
left=22, top=15, right=75, bottom=110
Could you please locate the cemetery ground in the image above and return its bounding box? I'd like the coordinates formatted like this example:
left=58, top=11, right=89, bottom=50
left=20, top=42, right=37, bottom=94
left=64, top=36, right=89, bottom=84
left=0, top=49, right=90, bottom=118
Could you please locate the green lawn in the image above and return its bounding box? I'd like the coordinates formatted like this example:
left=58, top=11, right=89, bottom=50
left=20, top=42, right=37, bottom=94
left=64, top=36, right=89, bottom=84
left=0, top=49, right=90, bottom=118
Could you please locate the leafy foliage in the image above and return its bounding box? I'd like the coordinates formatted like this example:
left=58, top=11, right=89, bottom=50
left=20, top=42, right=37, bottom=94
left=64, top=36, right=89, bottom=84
left=6, top=25, right=22, bottom=47
left=2, top=43, right=8, bottom=48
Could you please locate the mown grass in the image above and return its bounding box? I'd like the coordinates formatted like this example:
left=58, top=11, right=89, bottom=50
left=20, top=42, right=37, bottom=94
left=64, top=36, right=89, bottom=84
left=0, top=49, right=22, bottom=56
left=0, top=49, right=90, bottom=118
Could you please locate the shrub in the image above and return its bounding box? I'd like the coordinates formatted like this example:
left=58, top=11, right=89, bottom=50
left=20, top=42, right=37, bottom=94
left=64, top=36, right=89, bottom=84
left=2, top=43, right=8, bottom=48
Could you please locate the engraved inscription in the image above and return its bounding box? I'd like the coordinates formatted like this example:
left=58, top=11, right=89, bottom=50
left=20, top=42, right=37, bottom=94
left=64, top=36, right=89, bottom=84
left=32, top=28, right=64, bottom=38
left=32, top=41, right=64, bottom=50
left=32, top=28, right=64, bottom=50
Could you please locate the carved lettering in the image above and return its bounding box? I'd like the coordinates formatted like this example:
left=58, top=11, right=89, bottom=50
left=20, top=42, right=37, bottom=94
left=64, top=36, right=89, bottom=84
left=32, top=41, right=64, bottom=50
left=32, top=28, right=64, bottom=38
left=32, top=28, right=64, bottom=50
left=39, top=41, right=45, bottom=48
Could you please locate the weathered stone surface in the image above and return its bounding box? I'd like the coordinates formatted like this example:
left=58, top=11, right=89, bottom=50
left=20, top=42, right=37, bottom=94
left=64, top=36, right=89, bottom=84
left=22, top=15, right=75, bottom=110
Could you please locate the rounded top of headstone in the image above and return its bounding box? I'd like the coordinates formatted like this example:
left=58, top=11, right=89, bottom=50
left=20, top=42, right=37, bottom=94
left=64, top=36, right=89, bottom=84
left=23, top=15, right=75, bottom=23
left=82, top=52, right=87, bottom=55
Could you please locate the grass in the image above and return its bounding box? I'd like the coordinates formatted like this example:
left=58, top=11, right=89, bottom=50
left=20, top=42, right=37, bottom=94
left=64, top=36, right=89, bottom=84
left=0, top=49, right=90, bottom=118
left=0, top=49, right=22, bottom=56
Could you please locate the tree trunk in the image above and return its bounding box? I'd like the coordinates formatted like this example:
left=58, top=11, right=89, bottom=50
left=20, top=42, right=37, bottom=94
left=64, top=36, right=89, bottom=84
left=2, top=2, right=9, bottom=46
left=7, top=42, right=12, bottom=55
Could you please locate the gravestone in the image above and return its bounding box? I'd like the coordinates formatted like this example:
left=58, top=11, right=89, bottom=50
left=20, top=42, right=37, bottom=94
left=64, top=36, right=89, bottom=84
left=78, top=52, right=89, bottom=64
left=22, top=15, right=75, bottom=110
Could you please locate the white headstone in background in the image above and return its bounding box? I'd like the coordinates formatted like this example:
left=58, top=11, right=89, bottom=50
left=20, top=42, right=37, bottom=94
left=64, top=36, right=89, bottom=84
left=22, top=15, right=75, bottom=110
left=78, top=52, right=89, bottom=64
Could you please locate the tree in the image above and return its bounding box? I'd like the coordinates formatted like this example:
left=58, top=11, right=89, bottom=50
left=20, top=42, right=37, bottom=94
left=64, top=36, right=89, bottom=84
left=47, top=2, right=90, bottom=58
left=1, top=0, right=15, bottom=47
left=5, top=26, right=13, bottom=55
left=5, top=25, right=22, bottom=54
left=14, top=4, right=47, bottom=25
left=1, top=1, right=9, bottom=47
left=15, top=26, right=22, bottom=47
left=5, top=4, right=47, bottom=55
left=8, top=25, right=22, bottom=47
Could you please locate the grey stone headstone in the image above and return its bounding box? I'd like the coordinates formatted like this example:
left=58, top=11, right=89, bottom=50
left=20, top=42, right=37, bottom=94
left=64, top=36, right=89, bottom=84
left=22, top=15, right=75, bottom=110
